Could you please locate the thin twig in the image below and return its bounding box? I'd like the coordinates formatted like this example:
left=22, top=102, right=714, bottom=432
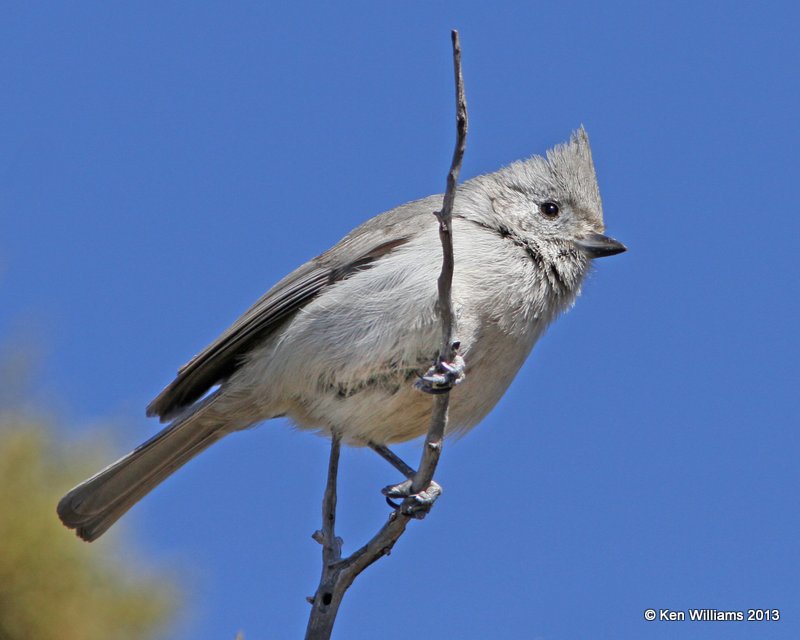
left=321, top=431, right=342, bottom=565
left=411, top=28, right=467, bottom=496
left=304, top=30, right=468, bottom=639
left=306, top=432, right=342, bottom=637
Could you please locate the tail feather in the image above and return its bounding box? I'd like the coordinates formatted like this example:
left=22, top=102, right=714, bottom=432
left=57, top=399, right=227, bottom=541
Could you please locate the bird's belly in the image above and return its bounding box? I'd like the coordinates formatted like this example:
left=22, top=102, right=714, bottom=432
left=285, top=320, right=545, bottom=446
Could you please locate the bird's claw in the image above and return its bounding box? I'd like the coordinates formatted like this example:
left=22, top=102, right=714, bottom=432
left=415, top=355, right=465, bottom=394
left=382, top=479, right=443, bottom=519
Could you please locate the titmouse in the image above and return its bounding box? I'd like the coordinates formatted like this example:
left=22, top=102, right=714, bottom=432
left=58, top=127, right=625, bottom=541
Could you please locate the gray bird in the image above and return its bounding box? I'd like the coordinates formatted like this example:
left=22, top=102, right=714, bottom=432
left=58, top=127, right=625, bottom=541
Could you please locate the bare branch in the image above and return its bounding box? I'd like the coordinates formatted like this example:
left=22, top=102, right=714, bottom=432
left=304, top=30, right=468, bottom=639
left=411, top=29, right=467, bottom=496
left=321, top=431, right=342, bottom=565
left=306, top=432, right=342, bottom=638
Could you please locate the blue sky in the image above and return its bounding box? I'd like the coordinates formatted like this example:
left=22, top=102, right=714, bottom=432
left=3, top=2, right=799, bottom=638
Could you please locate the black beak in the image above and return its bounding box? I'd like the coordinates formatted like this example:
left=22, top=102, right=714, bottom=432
left=576, top=232, right=627, bottom=258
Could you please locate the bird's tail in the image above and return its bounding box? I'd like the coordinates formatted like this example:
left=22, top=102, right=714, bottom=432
left=57, top=397, right=228, bottom=542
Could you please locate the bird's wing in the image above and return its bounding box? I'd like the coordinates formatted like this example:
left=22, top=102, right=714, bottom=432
left=146, top=200, right=434, bottom=421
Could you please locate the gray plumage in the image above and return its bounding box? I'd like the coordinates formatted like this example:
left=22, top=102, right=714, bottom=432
left=57, top=127, right=625, bottom=541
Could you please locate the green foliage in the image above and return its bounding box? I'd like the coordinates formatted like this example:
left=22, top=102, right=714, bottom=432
left=0, top=413, right=179, bottom=640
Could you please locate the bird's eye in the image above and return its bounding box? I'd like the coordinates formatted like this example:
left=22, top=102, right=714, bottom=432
left=539, top=201, right=560, bottom=218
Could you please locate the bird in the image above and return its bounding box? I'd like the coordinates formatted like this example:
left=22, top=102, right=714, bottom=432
left=57, top=127, right=625, bottom=541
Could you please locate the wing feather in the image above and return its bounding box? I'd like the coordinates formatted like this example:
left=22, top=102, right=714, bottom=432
left=146, top=195, right=438, bottom=421
left=146, top=232, right=414, bottom=421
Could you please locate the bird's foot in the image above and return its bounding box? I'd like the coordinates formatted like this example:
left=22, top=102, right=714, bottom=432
left=415, top=354, right=465, bottom=394
left=382, top=478, right=443, bottom=519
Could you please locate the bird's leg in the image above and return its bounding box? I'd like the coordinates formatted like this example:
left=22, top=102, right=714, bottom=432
left=415, top=341, right=465, bottom=394
left=369, top=442, right=416, bottom=477
left=311, top=431, right=343, bottom=560
left=369, top=442, right=442, bottom=518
